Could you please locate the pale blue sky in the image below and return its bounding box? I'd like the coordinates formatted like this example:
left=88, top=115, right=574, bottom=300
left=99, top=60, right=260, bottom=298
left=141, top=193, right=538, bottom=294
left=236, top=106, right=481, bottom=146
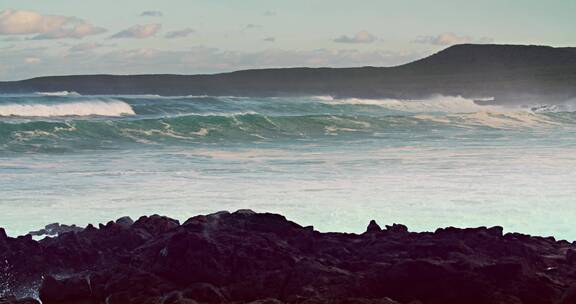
left=1, top=0, right=575, bottom=80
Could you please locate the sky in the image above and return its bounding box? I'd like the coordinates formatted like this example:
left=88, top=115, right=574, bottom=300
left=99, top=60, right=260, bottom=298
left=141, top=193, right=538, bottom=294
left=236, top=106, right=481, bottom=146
left=0, top=0, right=575, bottom=80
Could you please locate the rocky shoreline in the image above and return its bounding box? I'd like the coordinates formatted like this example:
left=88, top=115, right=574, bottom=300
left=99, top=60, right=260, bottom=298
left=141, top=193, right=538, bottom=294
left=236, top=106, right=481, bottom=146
left=2, top=210, right=576, bottom=304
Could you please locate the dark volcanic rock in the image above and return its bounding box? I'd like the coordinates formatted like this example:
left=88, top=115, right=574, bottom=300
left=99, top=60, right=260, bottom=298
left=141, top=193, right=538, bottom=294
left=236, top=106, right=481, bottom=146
left=0, top=296, right=39, bottom=304
left=115, top=216, right=135, bottom=228
left=2, top=211, right=576, bottom=304
left=39, top=275, right=91, bottom=303
left=365, top=220, right=381, bottom=233
left=28, top=223, right=83, bottom=237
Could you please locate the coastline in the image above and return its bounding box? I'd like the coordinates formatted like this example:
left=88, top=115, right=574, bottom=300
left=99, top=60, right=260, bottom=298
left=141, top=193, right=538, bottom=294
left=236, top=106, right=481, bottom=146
left=2, top=210, right=576, bottom=304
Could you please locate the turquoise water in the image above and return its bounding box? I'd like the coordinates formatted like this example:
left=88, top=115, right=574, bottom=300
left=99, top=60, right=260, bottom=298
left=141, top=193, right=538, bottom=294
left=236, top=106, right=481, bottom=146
left=1, top=93, right=575, bottom=239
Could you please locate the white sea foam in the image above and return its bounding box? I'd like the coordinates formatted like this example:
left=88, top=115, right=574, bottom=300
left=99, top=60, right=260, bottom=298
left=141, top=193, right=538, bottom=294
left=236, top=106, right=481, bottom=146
left=0, top=100, right=135, bottom=117
left=171, top=111, right=259, bottom=118
left=35, top=91, right=81, bottom=97
left=529, top=102, right=576, bottom=113
left=191, top=128, right=210, bottom=136
left=317, top=95, right=574, bottom=128
left=322, top=95, right=506, bottom=113
left=313, top=95, right=335, bottom=101
left=415, top=111, right=561, bottom=129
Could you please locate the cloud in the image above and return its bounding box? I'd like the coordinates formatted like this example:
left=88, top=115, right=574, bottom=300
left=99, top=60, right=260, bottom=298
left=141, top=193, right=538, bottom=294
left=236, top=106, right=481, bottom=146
left=164, top=28, right=194, bottom=39
left=263, top=37, right=275, bottom=42
left=0, top=9, right=106, bottom=39
left=110, top=24, right=161, bottom=39
left=413, top=33, right=493, bottom=46
left=263, top=10, right=276, bottom=16
left=68, top=42, right=114, bottom=53
left=140, top=11, right=163, bottom=17
left=334, top=31, right=377, bottom=44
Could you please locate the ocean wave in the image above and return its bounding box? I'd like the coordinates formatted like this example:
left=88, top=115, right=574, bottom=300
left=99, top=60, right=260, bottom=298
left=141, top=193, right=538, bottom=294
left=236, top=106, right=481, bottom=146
left=0, top=100, right=135, bottom=117
left=0, top=114, right=383, bottom=151
left=322, top=95, right=507, bottom=113
left=415, top=111, right=563, bottom=129
left=1, top=94, right=575, bottom=154
left=529, top=103, right=576, bottom=113
left=312, top=95, right=335, bottom=101
left=35, top=91, right=81, bottom=97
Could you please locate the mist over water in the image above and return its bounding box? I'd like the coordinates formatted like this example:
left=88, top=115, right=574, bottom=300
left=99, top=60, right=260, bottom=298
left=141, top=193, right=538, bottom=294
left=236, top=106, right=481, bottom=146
left=1, top=93, right=575, bottom=239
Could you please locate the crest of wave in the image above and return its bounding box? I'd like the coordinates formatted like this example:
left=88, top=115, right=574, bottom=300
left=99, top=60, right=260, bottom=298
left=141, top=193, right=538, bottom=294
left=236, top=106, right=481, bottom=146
left=0, top=100, right=135, bottom=117
left=321, top=95, right=506, bottom=113
left=317, top=95, right=572, bottom=128
left=35, top=91, right=81, bottom=97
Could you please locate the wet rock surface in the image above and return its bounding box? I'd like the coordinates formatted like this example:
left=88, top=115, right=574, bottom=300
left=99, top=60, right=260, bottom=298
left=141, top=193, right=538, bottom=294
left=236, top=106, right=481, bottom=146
left=2, top=211, right=576, bottom=303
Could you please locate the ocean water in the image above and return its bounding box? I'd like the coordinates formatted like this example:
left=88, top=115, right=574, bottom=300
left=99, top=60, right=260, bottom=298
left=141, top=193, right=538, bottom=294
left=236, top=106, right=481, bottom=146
left=1, top=93, right=575, bottom=239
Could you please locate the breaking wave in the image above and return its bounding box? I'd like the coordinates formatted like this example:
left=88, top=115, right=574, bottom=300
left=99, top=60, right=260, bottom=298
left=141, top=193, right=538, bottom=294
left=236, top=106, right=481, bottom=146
left=321, top=95, right=507, bottom=113
left=0, top=94, right=575, bottom=153
left=0, top=100, right=135, bottom=117
left=35, top=91, right=81, bottom=97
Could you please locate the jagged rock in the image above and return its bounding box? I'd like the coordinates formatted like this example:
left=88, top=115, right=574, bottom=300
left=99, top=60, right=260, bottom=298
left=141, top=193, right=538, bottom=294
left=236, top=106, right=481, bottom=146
left=0, top=228, right=8, bottom=241
left=208, top=210, right=231, bottom=218
left=567, top=249, right=576, bottom=265
left=478, top=262, right=524, bottom=283
left=2, top=210, right=576, bottom=304
left=234, top=209, right=256, bottom=215
left=0, top=297, right=39, bottom=304
left=162, top=291, right=198, bottom=304
left=182, top=283, right=226, bottom=303
left=0, top=297, right=37, bottom=304
left=384, top=224, right=408, bottom=234
left=487, top=226, right=504, bottom=237
left=39, top=275, right=91, bottom=303
left=116, top=216, right=135, bottom=228
left=365, top=220, right=381, bottom=233
left=133, top=215, right=180, bottom=236
left=29, top=223, right=83, bottom=237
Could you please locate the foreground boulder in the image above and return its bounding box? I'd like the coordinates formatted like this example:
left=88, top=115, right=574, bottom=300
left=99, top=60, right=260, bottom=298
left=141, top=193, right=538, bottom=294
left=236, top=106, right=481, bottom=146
left=1, top=210, right=576, bottom=304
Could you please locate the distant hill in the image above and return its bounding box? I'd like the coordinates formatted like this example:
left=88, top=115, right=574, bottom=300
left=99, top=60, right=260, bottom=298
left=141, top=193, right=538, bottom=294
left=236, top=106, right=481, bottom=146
left=1, top=44, right=575, bottom=103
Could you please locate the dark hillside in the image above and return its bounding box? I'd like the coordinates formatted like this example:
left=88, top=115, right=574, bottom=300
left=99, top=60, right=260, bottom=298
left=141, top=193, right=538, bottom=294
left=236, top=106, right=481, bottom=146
left=1, top=44, right=575, bottom=103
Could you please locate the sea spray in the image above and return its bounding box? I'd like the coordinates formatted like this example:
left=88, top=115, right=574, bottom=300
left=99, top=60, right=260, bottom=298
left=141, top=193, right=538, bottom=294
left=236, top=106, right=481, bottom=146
left=0, top=259, right=13, bottom=297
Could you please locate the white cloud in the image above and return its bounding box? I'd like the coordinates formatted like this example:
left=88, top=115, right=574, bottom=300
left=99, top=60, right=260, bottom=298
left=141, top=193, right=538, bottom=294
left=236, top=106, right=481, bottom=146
left=164, top=28, right=194, bottom=39
left=140, top=11, right=163, bottom=17
left=68, top=42, right=113, bottom=53
left=334, top=31, right=377, bottom=44
left=413, top=33, right=493, bottom=46
left=0, top=9, right=106, bottom=39
left=110, top=24, right=161, bottom=39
